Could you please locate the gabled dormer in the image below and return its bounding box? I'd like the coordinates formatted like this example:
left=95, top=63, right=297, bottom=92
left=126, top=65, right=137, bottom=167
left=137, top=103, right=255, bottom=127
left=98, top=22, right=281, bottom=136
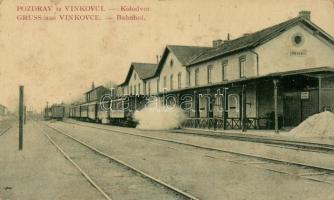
left=119, top=62, right=158, bottom=96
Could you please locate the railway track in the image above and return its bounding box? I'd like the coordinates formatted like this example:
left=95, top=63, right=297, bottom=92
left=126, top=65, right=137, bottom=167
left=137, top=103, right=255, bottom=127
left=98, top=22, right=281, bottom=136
left=61, top=120, right=334, bottom=185
left=36, top=122, right=200, bottom=200
left=67, top=120, right=334, bottom=154
left=172, top=129, right=334, bottom=154
left=0, top=126, right=11, bottom=136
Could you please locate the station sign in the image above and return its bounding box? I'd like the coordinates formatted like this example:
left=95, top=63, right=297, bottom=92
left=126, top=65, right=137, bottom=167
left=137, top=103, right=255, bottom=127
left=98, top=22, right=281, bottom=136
left=301, top=91, right=310, bottom=100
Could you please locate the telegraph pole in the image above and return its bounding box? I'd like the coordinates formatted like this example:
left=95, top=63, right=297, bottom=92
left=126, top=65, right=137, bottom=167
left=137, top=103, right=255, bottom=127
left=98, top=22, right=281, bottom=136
left=273, top=80, right=279, bottom=134
left=19, top=86, right=24, bottom=150
left=24, top=105, right=27, bottom=124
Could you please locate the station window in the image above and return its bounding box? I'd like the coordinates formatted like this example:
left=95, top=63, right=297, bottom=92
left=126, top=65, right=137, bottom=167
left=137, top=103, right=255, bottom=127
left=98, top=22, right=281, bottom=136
left=239, top=56, right=246, bottom=78
left=163, top=76, right=167, bottom=89
left=170, top=74, right=174, bottom=90
left=138, top=83, right=141, bottom=95
left=148, top=81, right=151, bottom=95
left=207, top=65, right=213, bottom=84
left=216, top=96, right=223, bottom=108
left=178, top=72, right=182, bottom=89
left=157, top=78, right=160, bottom=93
left=187, top=70, right=190, bottom=87
left=134, top=73, right=136, bottom=80
left=134, top=85, right=136, bottom=95
left=170, top=59, right=174, bottom=68
left=195, top=68, right=199, bottom=86
left=222, top=60, right=228, bottom=81
left=130, top=85, right=133, bottom=95
left=292, top=33, right=304, bottom=47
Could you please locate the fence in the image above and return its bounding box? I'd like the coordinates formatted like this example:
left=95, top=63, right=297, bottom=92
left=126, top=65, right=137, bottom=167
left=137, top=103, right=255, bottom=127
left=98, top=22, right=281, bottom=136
left=181, top=117, right=271, bottom=130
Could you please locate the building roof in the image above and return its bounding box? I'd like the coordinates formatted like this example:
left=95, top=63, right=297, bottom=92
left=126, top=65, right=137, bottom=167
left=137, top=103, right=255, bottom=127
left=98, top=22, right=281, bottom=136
left=187, top=16, right=334, bottom=66
left=153, top=45, right=211, bottom=76
left=119, top=62, right=158, bottom=86
left=167, top=45, right=211, bottom=65
left=84, top=85, right=110, bottom=94
left=132, top=62, right=158, bottom=79
left=159, top=66, right=334, bottom=94
left=267, top=66, right=334, bottom=78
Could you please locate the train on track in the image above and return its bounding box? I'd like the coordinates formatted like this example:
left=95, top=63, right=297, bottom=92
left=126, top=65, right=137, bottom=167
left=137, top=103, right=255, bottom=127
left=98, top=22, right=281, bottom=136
left=68, top=95, right=148, bottom=127
left=45, top=85, right=148, bottom=127
left=44, top=104, right=66, bottom=121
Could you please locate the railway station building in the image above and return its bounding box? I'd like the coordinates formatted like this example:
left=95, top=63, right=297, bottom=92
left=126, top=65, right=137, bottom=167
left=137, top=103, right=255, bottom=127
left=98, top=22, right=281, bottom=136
left=118, top=62, right=158, bottom=96
left=118, top=11, right=334, bottom=132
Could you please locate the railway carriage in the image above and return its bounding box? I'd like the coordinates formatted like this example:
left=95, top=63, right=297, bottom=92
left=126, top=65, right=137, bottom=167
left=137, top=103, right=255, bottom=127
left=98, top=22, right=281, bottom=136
left=44, top=104, right=65, bottom=120
left=51, top=105, right=65, bottom=120
left=73, top=105, right=81, bottom=119
left=110, top=95, right=148, bottom=127
left=80, top=104, right=88, bottom=120
left=87, top=101, right=98, bottom=122
left=98, top=100, right=110, bottom=124
left=69, top=107, right=73, bottom=118
left=110, top=97, right=126, bottom=125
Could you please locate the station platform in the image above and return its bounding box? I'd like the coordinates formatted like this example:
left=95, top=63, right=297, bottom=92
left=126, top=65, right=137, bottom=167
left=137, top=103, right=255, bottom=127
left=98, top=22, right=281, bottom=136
left=178, top=128, right=334, bottom=145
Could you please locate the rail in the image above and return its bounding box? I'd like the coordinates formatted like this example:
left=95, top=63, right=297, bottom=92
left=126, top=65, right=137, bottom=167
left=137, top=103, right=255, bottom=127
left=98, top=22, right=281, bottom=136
left=62, top=120, right=334, bottom=185
left=41, top=122, right=200, bottom=200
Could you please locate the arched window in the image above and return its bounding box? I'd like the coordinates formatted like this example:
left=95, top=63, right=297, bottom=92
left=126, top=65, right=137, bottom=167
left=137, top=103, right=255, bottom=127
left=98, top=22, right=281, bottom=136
left=170, top=59, right=174, bottom=67
left=170, top=74, right=174, bottom=90
left=207, top=65, right=213, bottom=84
left=178, top=72, right=182, bottom=89
left=222, top=60, right=228, bottom=81
left=138, top=83, right=141, bottom=95
left=195, top=68, right=199, bottom=86
left=239, top=56, right=246, bottom=78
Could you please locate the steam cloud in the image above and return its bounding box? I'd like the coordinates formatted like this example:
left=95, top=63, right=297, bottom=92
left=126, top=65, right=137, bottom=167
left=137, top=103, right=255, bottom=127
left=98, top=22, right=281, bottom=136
left=134, top=103, right=186, bottom=130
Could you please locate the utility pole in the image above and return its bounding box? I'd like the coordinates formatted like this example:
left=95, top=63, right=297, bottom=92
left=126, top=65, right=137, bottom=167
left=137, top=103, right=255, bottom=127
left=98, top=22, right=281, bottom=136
left=24, top=105, right=26, bottom=124
left=241, top=84, right=247, bottom=132
left=19, top=86, right=24, bottom=151
left=273, top=80, right=279, bottom=134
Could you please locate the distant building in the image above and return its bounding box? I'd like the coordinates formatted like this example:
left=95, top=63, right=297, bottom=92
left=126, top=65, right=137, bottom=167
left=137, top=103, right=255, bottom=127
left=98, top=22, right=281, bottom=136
left=0, top=104, right=7, bottom=116
left=85, top=85, right=111, bottom=102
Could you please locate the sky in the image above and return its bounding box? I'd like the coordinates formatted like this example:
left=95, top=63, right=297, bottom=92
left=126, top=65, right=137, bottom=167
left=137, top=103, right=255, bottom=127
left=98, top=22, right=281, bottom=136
left=0, top=0, right=333, bottom=112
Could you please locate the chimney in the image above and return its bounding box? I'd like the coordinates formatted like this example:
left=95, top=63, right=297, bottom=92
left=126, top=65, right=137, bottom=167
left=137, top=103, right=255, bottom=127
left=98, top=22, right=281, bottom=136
left=227, top=33, right=230, bottom=41
left=299, top=10, right=311, bottom=20
left=91, top=81, right=95, bottom=90
left=212, top=39, right=223, bottom=48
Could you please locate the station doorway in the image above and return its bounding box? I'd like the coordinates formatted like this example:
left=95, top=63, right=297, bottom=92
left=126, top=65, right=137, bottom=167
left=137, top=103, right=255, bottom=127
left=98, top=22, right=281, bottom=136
left=283, top=89, right=319, bottom=127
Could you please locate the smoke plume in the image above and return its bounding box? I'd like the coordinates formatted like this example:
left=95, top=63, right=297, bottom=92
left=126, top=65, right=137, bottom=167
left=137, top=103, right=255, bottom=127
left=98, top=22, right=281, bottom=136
left=134, top=103, right=186, bottom=130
